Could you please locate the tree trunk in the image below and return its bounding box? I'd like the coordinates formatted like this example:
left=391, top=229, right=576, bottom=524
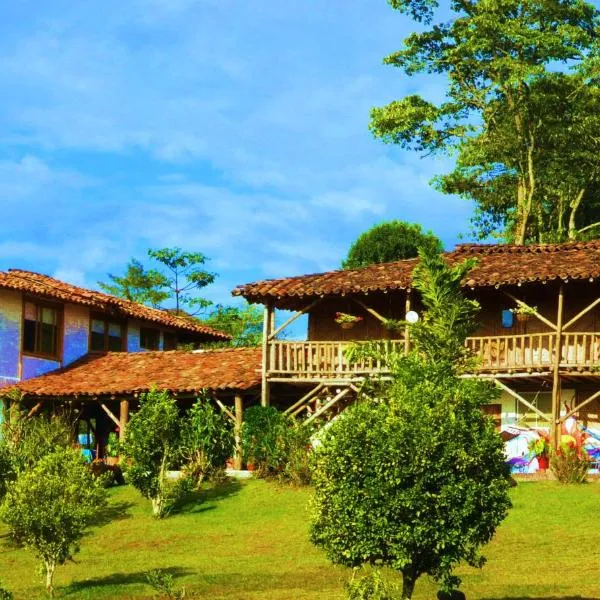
left=401, top=570, right=417, bottom=599
left=568, top=188, right=586, bottom=240
left=45, top=560, right=56, bottom=598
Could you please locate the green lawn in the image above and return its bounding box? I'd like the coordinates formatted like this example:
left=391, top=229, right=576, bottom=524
left=1, top=479, right=600, bottom=599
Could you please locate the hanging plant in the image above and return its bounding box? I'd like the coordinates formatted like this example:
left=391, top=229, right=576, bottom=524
left=383, top=318, right=403, bottom=332
left=334, top=312, right=363, bottom=329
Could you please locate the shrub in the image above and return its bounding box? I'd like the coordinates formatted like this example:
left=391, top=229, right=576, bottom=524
left=122, top=388, right=187, bottom=518
left=551, top=443, right=591, bottom=484
left=242, top=406, right=312, bottom=483
left=0, top=580, right=13, bottom=600
left=0, top=442, right=14, bottom=501
left=180, top=397, right=235, bottom=487
left=2, top=412, right=73, bottom=475
left=146, top=569, right=186, bottom=599
left=0, top=448, right=107, bottom=597
left=346, top=570, right=399, bottom=599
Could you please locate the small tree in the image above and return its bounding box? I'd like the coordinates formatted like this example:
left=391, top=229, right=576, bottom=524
left=310, top=247, right=511, bottom=598
left=202, top=303, right=263, bottom=347
left=179, top=396, right=235, bottom=487
left=0, top=448, right=107, bottom=597
left=342, top=221, right=442, bottom=270
left=121, top=389, right=185, bottom=517
left=147, top=247, right=216, bottom=316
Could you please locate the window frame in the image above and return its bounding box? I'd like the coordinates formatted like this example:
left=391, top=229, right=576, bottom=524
left=21, top=297, right=63, bottom=360
left=163, top=331, right=178, bottom=351
left=140, top=327, right=161, bottom=351
left=88, top=313, right=127, bottom=353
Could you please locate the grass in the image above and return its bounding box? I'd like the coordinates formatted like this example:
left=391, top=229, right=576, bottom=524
left=1, top=480, right=600, bottom=599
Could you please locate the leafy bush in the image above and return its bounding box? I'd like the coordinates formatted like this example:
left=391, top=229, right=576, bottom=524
left=2, top=412, right=73, bottom=475
left=121, top=389, right=187, bottom=518
left=551, top=443, right=591, bottom=484
left=242, top=406, right=311, bottom=483
left=0, top=448, right=107, bottom=597
left=180, top=397, right=234, bottom=487
left=0, top=580, right=13, bottom=600
left=346, top=570, right=399, bottom=600
left=89, top=460, right=125, bottom=487
left=146, top=569, right=186, bottom=599
left=0, top=442, right=14, bottom=501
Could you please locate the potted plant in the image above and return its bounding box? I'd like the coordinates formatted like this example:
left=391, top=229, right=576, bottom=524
left=511, top=304, right=538, bottom=323
left=334, top=312, right=364, bottom=330
left=529, top=434, right=551, bottom=471
left=105, top=432, right=120, bottom=466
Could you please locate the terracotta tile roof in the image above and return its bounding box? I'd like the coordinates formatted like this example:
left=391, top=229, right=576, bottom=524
left=8, top=348, right=262, bottom=398
left=233, top=241, right=600, bottom=308
left=0, top=269, right=230, bottom=340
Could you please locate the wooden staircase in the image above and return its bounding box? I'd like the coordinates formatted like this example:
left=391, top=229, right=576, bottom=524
left=283, top=383, right=359, bottom=425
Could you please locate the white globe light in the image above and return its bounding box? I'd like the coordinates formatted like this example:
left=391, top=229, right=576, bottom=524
left=405, top=310, right=419, bottom=324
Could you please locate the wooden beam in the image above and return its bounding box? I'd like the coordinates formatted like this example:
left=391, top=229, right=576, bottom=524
left=551, top=283, right=565, bottom=448
left=285, top=383, right=325, bottom=416
left=493, top=379, right=551, bottom=422
left=560, top=389, right=600, bottom=423
left=350, top=298, right=388, bottom=324
left=215, top=398, right=236, bottom=423
left=119, top=399, right=129, bottom=444
left=269, top=299, right=321, bottom=340
left=261, top=302, right=273, bottom=407
left=234, top=394, right=244, bottom=470
left=100, top=402, right=120, bottom=428
left=563, top=296, right=600, bottom=331
left=404, top=288, right=411, bottom=353
left=503, top=291, right=557, bottom=331
left=304, top=387, right=351, bottom=426
left=26, top=402, right=44, bottom=418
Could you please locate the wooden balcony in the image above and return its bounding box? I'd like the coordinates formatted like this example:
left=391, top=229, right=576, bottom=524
left=267, top=333, right=600, bottom=381
left=268, top=340, right=405, bottom=381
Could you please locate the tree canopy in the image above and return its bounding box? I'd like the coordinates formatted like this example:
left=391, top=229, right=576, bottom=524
left=342, top=220, right=442, bottom=269
left=371, top=0, right=600, bottom=244
left=310, top=247, right=511, bottom=598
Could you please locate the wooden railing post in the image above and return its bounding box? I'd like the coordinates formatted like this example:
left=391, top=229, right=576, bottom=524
left=551, top=283, right=565, bottom=449
left=119, top=399, right=129, bottom=445
left=234, top=394, right=244, bottom=470
left=404, top=288, right=411, bottom=354
left=261, top=302, right=273, bottom=407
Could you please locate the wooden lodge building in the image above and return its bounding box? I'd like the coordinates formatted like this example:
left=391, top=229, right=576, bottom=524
left=5, top=240, right=600, bottom=463
left=233, top=241, right=600, bottom=447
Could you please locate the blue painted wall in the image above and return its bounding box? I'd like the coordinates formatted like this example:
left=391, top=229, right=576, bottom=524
left=63, top=304, right=89, bottom=365
left=0, top=289, right=21, bottom=387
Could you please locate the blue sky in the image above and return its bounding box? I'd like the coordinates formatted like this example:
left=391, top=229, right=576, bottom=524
left=0, top=0, right=473, bottom=315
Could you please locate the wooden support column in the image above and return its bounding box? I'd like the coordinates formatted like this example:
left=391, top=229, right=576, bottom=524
left=234, top=394, right=244, bottom=470
left=551, top=283, right=565, bottom=449
left=404, top=288, right=412, bottom=354
left=261, top=302, right=274, bottom=407
left=119, top=399, right=129, bottom=444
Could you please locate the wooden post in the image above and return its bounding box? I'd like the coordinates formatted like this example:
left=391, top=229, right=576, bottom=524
left=119, top=399, right=129, bottom=444
left=404, top=288, right=412, bottom=354
left=551, top=283, right=565, bottom=449
left=261, top=303, right=273, bottom=407
left=234, top=394, right=244, bottom=470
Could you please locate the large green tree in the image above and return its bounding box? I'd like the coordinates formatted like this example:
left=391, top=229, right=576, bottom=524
left=202, top=303, right=263, bottom=347
left=310, top=248, right=511, bottom=598
left=370, top=0, right=600, bottom=244
left=342, top=220, right=442, bottom=269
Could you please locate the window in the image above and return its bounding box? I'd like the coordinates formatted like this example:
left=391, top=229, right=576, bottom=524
left=23, top=300, right=61, bottom=358
left=90, top=316, right=125, bottom=352
left=501, top=309, right=514, bottom=328
left=140, top=327, right=160, bottom=350
left=163, top=332, right=178, bottom=351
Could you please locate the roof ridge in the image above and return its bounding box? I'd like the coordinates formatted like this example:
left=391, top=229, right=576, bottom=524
left=453, top=240, right=600, bottom=255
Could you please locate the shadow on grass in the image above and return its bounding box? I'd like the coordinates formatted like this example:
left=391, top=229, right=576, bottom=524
left=63, top=566, right=194, bottom=596
left=170, top=477, right=243, bottom=515
left=92, top=500, right=136, bottom=526
left=481, top=597, right=600, bottom=599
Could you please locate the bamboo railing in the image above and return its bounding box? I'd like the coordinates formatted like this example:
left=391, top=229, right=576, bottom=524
left=268, top=333, right=600, bottom=379
left=268, top=340, right=404, bottom=378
